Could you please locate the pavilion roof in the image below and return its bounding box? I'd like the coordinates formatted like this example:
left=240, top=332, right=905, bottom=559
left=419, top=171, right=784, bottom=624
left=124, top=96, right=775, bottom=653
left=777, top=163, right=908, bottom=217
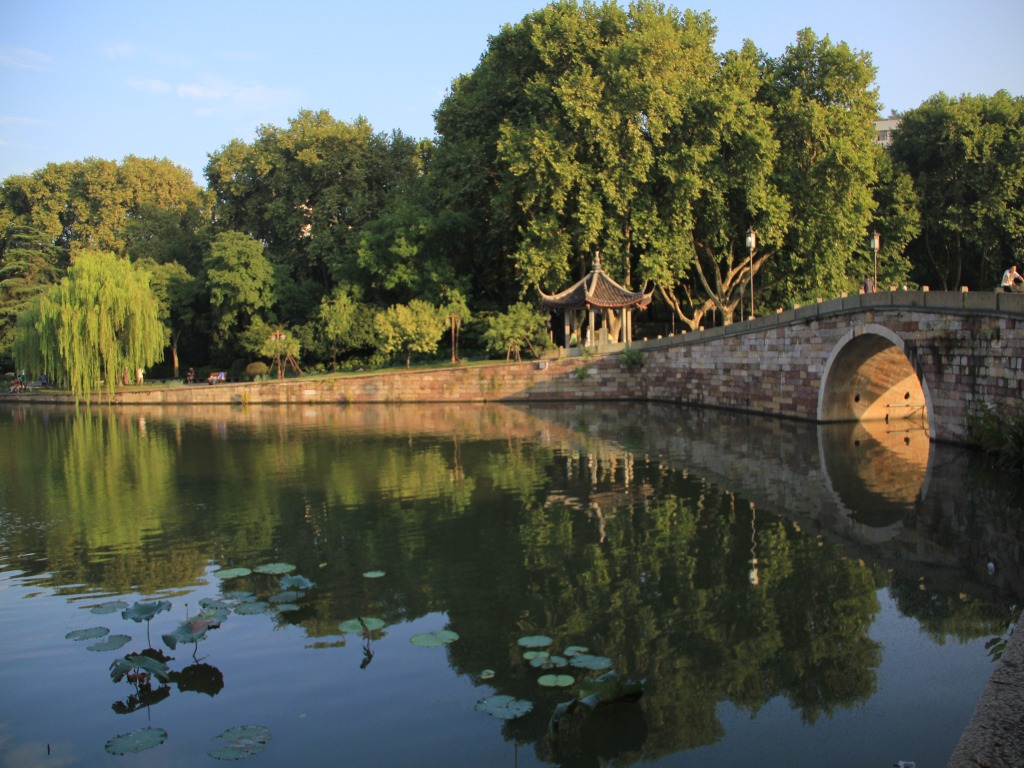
left=538, top=255, right=653, bottom=310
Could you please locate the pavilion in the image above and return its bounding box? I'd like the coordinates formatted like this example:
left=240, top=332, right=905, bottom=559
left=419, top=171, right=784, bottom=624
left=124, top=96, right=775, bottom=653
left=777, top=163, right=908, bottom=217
left=538, top=253, right=653, bottom=349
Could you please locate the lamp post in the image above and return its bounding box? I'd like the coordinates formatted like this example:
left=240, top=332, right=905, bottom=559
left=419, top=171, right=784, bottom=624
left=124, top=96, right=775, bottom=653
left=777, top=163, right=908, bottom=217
left=745, top=229, right=756, bottom=319
left=870, top=230, right=880, bottom=288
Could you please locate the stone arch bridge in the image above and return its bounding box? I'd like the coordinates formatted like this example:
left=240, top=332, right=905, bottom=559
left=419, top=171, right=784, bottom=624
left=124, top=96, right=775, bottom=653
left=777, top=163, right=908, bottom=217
left=627, top=289, right=1024, bottom=444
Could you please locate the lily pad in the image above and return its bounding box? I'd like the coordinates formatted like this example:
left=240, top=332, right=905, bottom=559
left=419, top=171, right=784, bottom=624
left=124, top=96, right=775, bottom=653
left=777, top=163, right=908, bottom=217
left=104, top=726, right=168, bottom=755
left=517, top=635, right=553, bottom=649
left=122, top=600, right=172, bottom=623
left=224, top=590, right=257, bottom=602
left=339, top=617, right=385, bottom=634
left=563, top=645, right=589, bottom=657
left=199, top=598, right=230, bottom=611
left=410, top=629, right=459, bottom=647
left=538, top=674, right=575, bottom=688
left=531, top=654, right=569, bottom=669
left=254, top=562, right=296, bottom=575
left=110, top=653, right=171, bottom=684
left=280, top=574, right=315, bottom=590
left=91, top=600, right=129, bottom=614
left=522, top=650, right=549, bottom=661
left=362, top=570, right=386, bottom=579
left=88, top=634, right=132, bottom=652
left=274, top=603, right=300, bottom=612
left=214, top=567, right=252, bottom=580
left=208, top=725, right=272, bottom=760
left=480, top=669, right=496, bottom=680
left=66, top=626, right=109, bottom=642
left=233, top=601, right=272, bottom=615
left=569, top=653, right=614, bottom=671
left=474, top=694, right=533, bottom=720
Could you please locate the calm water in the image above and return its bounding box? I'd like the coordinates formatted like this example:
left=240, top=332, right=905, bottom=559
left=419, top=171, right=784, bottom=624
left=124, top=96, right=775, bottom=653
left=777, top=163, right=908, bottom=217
left=0, top=401, right=1020, bottom=768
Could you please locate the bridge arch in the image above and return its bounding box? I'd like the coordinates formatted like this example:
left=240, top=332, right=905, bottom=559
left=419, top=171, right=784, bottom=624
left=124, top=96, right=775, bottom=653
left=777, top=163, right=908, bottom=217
left=818, top=323, right=933, bottom=434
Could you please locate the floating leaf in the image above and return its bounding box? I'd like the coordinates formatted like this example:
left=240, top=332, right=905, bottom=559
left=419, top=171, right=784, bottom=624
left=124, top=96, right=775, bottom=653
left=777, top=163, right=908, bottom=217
left=274, top=603, right=300, bottom=612
left=362, top=570, right=386, bottom=579
left=224, top=590, right=257, bottom=602
left=280, top=574, right=315, bottom=590
left=339, top=617, right=385, bottom=634
left=254, top=562, right=295, bottom=575
left=563, top=645, right=589, bottom=657
left=214, top=567, right=252, bottom=580
left=122, top=600, right=172, bottom=623
left=91, top=600, right=129, bottom=615
left=199, top=598, right=230, bottom=611
left=538, top=674, right=575, bottom=688
left=233, top=601, right=272, bottom=615
left=105, top=726, right=168, bottom=755
left=88, top=634, right=131, bottom=652
left=269, top=590, right=303, bottom=604
left=517, top=635, right=553, bottom=649
left=410, top=629, right=459, bottom=647
left=569, top=653, right=613, bottom=671
left=523, top=650, right=549, bottom=661
left=480, top=669, right=495, bottom=680
left=66, top=626, right=109, bottom=642
left=531, top=655, right=568, bottom=669
left=208, top=725, right=272, bottom=760
left=474, top=694, right=533, bottom=720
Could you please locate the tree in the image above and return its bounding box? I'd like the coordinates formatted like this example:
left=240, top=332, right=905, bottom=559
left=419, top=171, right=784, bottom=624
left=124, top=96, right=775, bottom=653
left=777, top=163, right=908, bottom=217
left=0, top=223, right=64, bottom=358
left=759, top=29, right=881, bottom=306
left=374, top=300, right=445, bottom=367
left=441, top=286, right=471, bottom=363
left=891, top=91, right=1024, bottom=290
left=13, top=250, right=166, bottom=402
left=139, top=258, right=200, bottom=378
left=203, top=231, right=275, bottom=355
left=483, top=302, right=551, bottom=361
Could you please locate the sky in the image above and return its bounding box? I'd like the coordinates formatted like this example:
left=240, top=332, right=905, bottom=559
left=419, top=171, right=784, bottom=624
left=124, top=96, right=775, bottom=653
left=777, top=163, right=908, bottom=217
left=2, top=0, right=1024, bottom=185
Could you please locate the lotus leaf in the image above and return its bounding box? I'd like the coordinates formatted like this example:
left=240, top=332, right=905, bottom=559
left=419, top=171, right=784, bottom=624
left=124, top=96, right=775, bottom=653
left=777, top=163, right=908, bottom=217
left=563, top=645, right=589, bottom=657
left=275, top=603, right=300, bottom=612
left=199, top=598, right=230, bottom=611
left=538, top=674, right=575, bottom=688
left=531, top=655, right=568, bottom=669
left=254, top=562, right=295, bottom=575
left=110, top=654, right=171, bottom=684
left=224, top=590, right=256, bottom=602
left=66, top=626, right=109, bottom=642
left=233, top=601, right=272, bottom=615
left=362, top=570, right=386, bottom=579
left=576, top=670, right=645, bottom=709
left=410, top=629, right=459, bottom=647
left=269, top=590, right=302, bottom=603
left=208, top=725, right=272, bottom=760
left=88, top=634, right=132, bottom=652
left=474, top=694, right=533, bottom=720
left=339, top=617, right=385, bottom=634
left=568, top=653, right=613, bottom=671
left=104, top=726, right=168, bottom=755
left=91, top=600, right=129, bottom=614
left=122, top=600, right=172, bottom=623
left=162, top=610, right=225, bottom=649
left=280, top=574, right=315, bottom=590
left=480, top=669, right=495, bottom=680
left=517, top=635, right=553, bottom=649
left=214, top=567, right=252, bottom=580
left=522, top=650, right=549, bottom=661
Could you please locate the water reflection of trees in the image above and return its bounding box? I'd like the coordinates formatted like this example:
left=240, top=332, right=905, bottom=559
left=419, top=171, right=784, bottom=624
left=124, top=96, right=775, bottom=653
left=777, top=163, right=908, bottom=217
left=2, top=403, right=1021, bottom=766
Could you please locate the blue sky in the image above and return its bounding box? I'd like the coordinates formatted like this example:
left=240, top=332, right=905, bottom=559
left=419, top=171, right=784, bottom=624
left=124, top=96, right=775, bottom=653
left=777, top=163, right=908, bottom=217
left=2, top=0, right=1023, bottom=184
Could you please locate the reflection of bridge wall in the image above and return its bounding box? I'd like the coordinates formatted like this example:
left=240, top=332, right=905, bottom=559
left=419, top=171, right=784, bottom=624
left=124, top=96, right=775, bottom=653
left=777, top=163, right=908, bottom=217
left=526, top=402, right=1024, bottom=602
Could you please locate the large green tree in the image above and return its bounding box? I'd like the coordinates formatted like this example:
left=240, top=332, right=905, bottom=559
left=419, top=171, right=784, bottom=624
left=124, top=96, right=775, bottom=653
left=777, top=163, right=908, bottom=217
left=203, top=231, right=276, bottom=356
left=0, top=223, right=64, bottom=359
left=13, top=250, right=166, bottom=402
left=891, top=91, right=1024, bottom=290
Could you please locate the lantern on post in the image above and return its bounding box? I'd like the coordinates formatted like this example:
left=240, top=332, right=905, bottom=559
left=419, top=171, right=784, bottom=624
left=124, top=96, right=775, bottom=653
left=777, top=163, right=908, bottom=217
left=870, top=230, right=881, bottom=287
left=745, top=229, right=757, bottom=319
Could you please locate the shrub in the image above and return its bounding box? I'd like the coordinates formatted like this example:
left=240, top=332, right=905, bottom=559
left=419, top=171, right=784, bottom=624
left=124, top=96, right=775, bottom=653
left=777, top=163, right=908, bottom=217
left=245, top=361, right=269, bottom=380
left=967, top=402, right=1024, bottom=471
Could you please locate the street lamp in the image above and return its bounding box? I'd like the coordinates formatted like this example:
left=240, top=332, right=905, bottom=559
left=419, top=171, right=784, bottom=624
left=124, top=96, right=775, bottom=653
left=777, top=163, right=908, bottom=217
left=745, top=229, right=757, bottom=318
left=870, top=230, right=880, bottom=287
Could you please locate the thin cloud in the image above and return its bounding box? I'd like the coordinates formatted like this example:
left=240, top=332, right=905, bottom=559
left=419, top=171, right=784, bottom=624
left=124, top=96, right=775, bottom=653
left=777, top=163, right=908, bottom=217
left=176, top=76, right=295, bottom=113
left=0, top=47, right=54, bottom=70
left=0, top=116, right=52, bottom=127
left=128, top=78, right=173, bottom=94
left=102, top=42, right=137, bottom=59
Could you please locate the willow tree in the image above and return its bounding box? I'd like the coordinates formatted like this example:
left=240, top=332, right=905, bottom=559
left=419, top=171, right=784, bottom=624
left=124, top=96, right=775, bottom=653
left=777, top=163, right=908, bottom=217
left=14, top=249, right=166, bottom=402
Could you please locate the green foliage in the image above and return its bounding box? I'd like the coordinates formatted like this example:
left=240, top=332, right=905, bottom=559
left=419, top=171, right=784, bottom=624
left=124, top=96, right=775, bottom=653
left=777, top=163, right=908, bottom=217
left=204, top=232, right=275, bottom=354
left=483, top=302, right=551, bottom=361
left=14, top=250, right=166, bottom=402
left=373, top=299, right=446, bottom=367
left=245, top=361, right=269, bottom=379
left=967, top=402, right=1024, bottom=471
left=620, top=347, right=644, bottom=369
left=892, top=91, right=1024, bottom=290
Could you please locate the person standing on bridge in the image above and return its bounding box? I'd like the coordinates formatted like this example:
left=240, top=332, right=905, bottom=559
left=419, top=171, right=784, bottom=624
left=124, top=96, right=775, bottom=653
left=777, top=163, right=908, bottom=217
left=1000, top=264, right=1022, bottom=291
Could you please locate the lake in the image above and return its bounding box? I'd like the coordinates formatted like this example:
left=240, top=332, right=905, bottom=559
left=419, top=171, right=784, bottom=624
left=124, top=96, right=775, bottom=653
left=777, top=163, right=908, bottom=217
left=0, top=401, right=1020, bottom=767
